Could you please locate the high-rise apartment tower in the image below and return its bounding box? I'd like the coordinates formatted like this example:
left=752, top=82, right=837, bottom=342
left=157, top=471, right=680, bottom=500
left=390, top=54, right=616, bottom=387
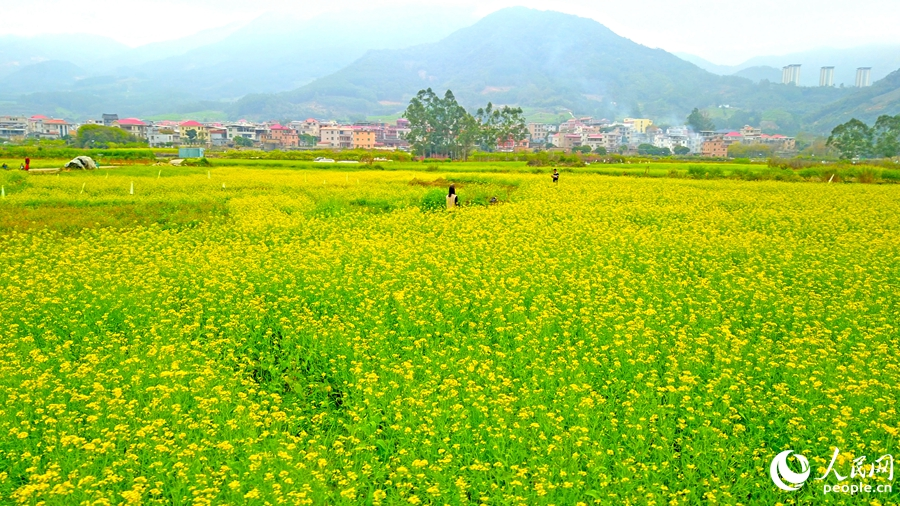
left=819, top=67, right=835, bottom=87
left=856, top=67, right=872, bottom=87
left=782, top=64, right=801, bottom=86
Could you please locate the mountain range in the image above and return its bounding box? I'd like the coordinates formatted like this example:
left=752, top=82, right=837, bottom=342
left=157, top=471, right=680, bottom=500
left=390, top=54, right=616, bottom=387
left=0, top=7, right=475, bottom=117
left=1, top=7, right=899, bottom=135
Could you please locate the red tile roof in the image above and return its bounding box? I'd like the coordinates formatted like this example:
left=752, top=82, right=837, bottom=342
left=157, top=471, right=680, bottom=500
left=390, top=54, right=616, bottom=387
left=117, top=118, right=147, bottom=126
left=180, top=120, right=203, bottom=127
left=30, top=115, right=49, bottom=120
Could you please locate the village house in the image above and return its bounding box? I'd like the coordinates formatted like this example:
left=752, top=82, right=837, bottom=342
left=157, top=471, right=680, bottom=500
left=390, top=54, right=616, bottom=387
left=623, top=118, right=653, bottom=134
left=320, top=126, right=354, bottom=149
left=0, top=116, right=29, bottom=141
left=179, top=120, right=209, bottom=146
left=114, top=118, right=149, bottom=139
left=527, top=123, right=554, bottom=143
left=558, top=133, right=583, bottom=149
left=701, top=138, right=728, bottom=157
left=352, top=128, right=376, bottom=150
left=226, top=121, right=260, bottom=144
left=147, top=125, right=178, bottom=147
left=759, top=133, right=796, bottom=151
left=558, top=118, right=586, bottom=135
left=740, top=125, right=762, bottom=143
left=209, top=128, right=228, bottom=147
left=260, top=124, right=299, bottom=149
left=722, top=131, right=744, bottom=146
left=291, top=118, right=321, bottom=138
left=34, top=117, right=73, bottom=139
left=583, top=134, right=606, bottom=151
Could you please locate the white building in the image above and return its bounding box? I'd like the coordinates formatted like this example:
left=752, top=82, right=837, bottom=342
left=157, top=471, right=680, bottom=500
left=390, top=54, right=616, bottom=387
left=319, top=126, right=354, bottom=148
left=820, top=67, right=835, bottom=87
left=782, top=64, right=801, bottom=86
left=27, top=115, right=72, bottom=139
left=0, top=116, right=28, bottom=140
left=856, top=67, right=872, bottom=87
left=226, top=122, right=261, bottom=142
left=583, top=134, right=606, bottom=151
left=147, top=126, right=178, bottom=147
left=291, top=118, right=321, bottom=138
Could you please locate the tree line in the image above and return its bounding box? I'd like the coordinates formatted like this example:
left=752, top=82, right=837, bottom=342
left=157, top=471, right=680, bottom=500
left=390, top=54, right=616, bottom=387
left=402, top=89, right=528, bottom=160
left=827, top=115, right=900, bottom=160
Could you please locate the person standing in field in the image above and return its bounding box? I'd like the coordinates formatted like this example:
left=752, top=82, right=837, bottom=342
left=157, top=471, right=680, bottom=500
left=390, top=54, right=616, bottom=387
left=24, top=158, right=30, bottom=171
left=447, top=184, right=458, bottom=209
left=552, top=168, right=559, bottom=184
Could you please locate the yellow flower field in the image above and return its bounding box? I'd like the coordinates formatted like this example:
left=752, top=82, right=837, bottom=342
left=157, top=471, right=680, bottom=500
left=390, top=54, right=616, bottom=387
left=0, top=166, right=898, bottom=504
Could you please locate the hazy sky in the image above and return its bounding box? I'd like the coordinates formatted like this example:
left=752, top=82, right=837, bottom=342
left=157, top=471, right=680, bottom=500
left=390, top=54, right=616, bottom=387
left=4, top=0, right=899, bottom=64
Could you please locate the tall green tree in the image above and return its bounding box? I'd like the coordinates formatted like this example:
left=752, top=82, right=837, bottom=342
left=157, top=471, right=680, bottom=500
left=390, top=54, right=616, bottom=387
left=686, top=108, right=715, bottom=132
left=827, top=119, right=873, bottom=159
left=475, top=102, right=500, bottom=152
left=403, top=89, right=434, bottom=157
left=497, top=105, right=528, bottom=151
left=454, top=107, right=481, bottom=161
left=872, top=114, right=900, bottom=158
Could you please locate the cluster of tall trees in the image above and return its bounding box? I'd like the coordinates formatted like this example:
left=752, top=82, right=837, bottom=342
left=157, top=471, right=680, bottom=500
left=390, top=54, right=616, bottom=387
left=827, top=115, right=900, bottom=159
left=403, top=89, right=527, bottom=159
left=72, top=125, right=144, bottom=148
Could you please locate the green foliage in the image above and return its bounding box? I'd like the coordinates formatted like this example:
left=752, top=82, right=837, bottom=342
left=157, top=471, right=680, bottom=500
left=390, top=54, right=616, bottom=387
left=403, top=88, right=474, bottom=159
left=299, top=134, right=318, bottom=147
left=673, top=145, right=691, bottom=156
left=727, top=143, right=773, bottom=159
left=233, top=136, right=254, bottom=148
left=806, top=68, right=900, bottom=131
left=73, top=125, right=144, bottom=148
left=685, top=107, right=715, bottom=132
left=183, top=157, right=212, bottom=167
left=593, top=146, right=608, bottom=155
left=872, top=114, right=900, bottom=158
left=475, top=103, right=527, bottom=152
left=403, top=90, right=528, bottom=160
left=827, top=118, right=873, bottom=159
left=419, top=188, right=447, bottom=212
left=0, top=145, right=156, bottom=162
left=217, top=149, right=412, bottom=163
left=637, top=144, right=671, bottom=156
